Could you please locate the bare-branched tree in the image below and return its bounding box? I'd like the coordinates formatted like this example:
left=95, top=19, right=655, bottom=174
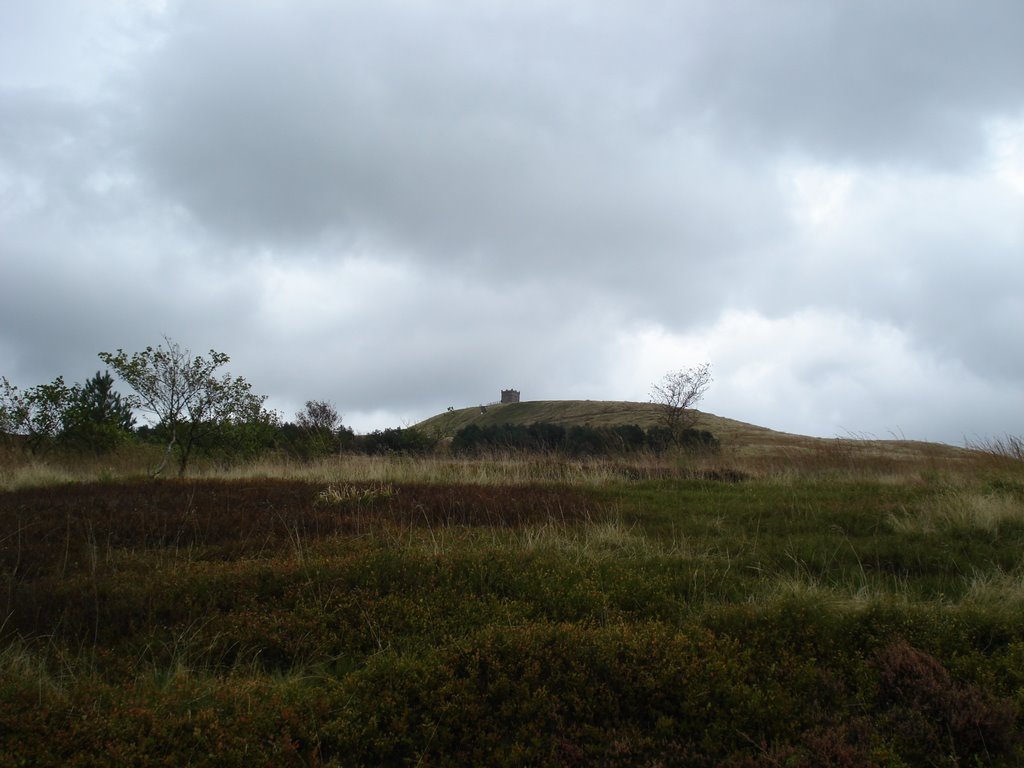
left=650, top=363, right=712, bottom=444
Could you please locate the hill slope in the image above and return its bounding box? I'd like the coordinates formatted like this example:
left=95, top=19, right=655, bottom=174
left=416, top=399, right=970, bottom=461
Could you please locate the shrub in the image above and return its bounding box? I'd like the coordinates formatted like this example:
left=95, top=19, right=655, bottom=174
left=354, top=427, right=435, bottom=455
left=874, top=640, right=1019, bottom=763
left=319, top=623, right=763, bottom=766
left=450, top=421, right=718, bottom=457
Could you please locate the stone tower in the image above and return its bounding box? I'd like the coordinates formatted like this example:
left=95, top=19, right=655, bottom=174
left=500, top=389, right=520, bottom=404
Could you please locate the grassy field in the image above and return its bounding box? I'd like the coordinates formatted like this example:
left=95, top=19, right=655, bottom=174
left=2, top=408, right=1024, bottom=765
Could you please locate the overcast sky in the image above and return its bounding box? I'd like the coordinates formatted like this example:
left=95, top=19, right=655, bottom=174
left=2, top=1, right=1022, bottom=443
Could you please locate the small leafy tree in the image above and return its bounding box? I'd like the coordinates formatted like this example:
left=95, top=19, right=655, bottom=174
left=293, top=399, right=347, bottom=457
left=296, top=400, right=341, bottom=434
left=99, top=336, right=272, bottom=477
left=650, top=363, right=712, bottom=446
left=0, top=375, right=74, bottom=454
left=0, top=377, right=27, bottom=439
left=202, top=407, right=281, bottom=468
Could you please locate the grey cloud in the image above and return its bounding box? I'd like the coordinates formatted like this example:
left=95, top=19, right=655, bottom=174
left=119, top=0, right=1024, bottom=313
left=124, top=1, right=788, bottom=279
left=2, top=0, right=1022, bottom=443
left=670, top=0, right=1024, bottom=168
left=0, top=235, right=254, bottom=391
left=0, top=89, right=98, bottom=193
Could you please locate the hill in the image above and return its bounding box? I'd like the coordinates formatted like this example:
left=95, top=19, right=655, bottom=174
left=416, top=399, right=971, bottom=462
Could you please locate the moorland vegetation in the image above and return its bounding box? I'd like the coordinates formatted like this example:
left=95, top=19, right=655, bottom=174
left=3, top=341, right=1024, bottom=765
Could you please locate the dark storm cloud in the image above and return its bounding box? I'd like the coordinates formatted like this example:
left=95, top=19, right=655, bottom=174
left=125, top=0, right=1024, bottom=258
left=124, top=1, right=787, bottom=272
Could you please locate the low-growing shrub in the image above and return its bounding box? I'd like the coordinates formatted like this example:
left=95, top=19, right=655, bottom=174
left=874, top=639, right=1020, bottom=763
left=451, top=421, right=719, bottom=457
left=5, top=476, right=1024, bottom=766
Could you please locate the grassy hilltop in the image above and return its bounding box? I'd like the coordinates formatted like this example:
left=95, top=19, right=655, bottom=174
left=418, top=398, right=972, bottom=465
left=417, top=399, right=762, bottom=436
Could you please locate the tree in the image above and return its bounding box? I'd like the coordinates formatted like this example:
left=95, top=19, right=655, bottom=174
left=291, top=399, right=346, bottom=457
left=296, top=399, right=340, bottom=433
left=61, top=371, right=137, bottom=454
left=0, top=377, right=28, bottom=439
left=0, top=375, right=74, bottom=454
left=650, top=363, right=712, bottom=445
left=99, top=337, right=272, bottom=477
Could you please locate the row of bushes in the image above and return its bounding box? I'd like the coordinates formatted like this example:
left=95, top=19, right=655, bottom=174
left=133, top=422, right=438, bottom=462
left=10, top=420, right=717, bottom=464
left=451, top=422, right=719, bottom=456
left=126, top=420, right=721, bottom=462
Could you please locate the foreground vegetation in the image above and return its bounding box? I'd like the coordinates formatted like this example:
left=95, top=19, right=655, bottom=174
left=3, top=439, right=1024, bottom=765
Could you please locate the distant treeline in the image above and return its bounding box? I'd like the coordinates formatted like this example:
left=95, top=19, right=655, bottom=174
left=274, top=423, right=436, bottom=458
left=2, top=365, right=717, bottom=468
left=4, top=408, right=717, bottom=465
left=3, top=340, right=719, bottom=477
left=126, top=421, right=719, bottom=461
left=133, top=422, right=437, bottom=462
left=451, top=422, right=718, bottom=456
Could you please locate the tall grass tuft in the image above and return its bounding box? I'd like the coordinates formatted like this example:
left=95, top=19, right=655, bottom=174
left=968, top=434, right=1024, bottom=463
left=962, top=568, right=1024, bottom=610
left=889, top=490, right=1024, bottom=534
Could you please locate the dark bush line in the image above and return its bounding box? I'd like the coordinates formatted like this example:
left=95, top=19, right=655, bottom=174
left=136, top=421, right=438, bottom=461
left=7, top=416, right=717, bottom=464
left=7, top=416, right=441, bottom=463
left=351, top=426, right=436, bottom=455
left=210, top=420, right=719, bottom=462
left=451, top=421, right=719, bottom=457
left=231, top=423, right=437, bottom=459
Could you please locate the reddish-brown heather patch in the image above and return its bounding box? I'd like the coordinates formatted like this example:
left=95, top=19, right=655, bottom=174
left=0, top=479, right=600, bottom=580
left=874, top=640, right=1020, bottom=760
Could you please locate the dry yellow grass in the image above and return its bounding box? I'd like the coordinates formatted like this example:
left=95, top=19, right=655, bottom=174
left=0, top=400, right=1016, bottom=490
left=962, top=567, right=1024, bottom=609
left=889, top=489, right=1024, bottom=534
